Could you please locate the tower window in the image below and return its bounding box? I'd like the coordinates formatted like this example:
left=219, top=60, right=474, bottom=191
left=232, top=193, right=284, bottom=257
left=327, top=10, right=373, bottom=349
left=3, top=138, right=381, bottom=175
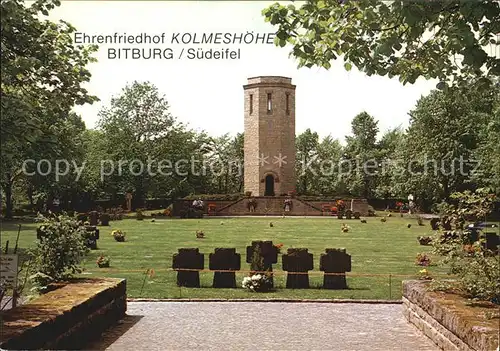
left=286, top=93, right=290, bottom=115
left=249, top=94, right=253, bottom=115
left=267, top=93, right=272, bottom=114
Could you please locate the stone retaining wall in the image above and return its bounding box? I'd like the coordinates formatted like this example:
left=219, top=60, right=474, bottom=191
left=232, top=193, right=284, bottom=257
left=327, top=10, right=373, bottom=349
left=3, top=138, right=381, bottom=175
left=402, top=280, right=499, bottom=351
left=173, top=197, right=369, bottom=217
left=0, top=278, right=126, bottom=350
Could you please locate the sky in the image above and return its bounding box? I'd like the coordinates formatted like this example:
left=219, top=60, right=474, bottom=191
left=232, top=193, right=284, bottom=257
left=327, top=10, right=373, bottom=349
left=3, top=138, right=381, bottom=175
left=46, top=1, right=438, bottom=143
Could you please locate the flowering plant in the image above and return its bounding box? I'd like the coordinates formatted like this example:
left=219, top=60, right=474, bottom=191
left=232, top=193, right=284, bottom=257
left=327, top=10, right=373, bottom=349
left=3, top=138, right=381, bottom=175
left=96, top=255, right=110, bottom=268
left=242, top=274, right=273, bottom=292
left=274, top=243, right=284, bottom=254
left=111, top=229, right=126, bottom=242
left=415, top=253, right=431, bottom=266
left=418, top=269, right=431, bottom=280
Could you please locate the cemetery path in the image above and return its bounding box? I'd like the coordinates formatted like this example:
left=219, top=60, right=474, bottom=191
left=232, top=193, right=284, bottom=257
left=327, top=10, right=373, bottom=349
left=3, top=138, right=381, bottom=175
left=87, top=302, right=438, bottom=350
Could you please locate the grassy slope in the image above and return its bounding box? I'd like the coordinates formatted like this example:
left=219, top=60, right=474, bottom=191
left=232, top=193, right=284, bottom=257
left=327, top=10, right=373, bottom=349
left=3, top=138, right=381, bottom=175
left=1, top=215, right=449, bottom=300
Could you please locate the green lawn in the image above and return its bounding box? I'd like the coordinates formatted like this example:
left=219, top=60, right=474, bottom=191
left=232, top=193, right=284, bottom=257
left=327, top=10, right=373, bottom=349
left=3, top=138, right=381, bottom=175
left=1, top=215, right=448, bottom=300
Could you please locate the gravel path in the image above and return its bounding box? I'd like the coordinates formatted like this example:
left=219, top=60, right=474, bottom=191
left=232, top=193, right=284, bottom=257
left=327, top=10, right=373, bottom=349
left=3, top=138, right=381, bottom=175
left=88, top=302, right=438, bottom=351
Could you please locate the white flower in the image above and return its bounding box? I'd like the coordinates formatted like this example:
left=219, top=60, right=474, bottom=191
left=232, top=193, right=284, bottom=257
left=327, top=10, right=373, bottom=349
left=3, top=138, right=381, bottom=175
left=252, top=274, right=261, bottom=281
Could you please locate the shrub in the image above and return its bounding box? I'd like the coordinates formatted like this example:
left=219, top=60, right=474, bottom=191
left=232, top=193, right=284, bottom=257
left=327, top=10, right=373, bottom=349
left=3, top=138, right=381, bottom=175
left=246, top=242, right=273, bottom=292
left=30, top=213, right=90, bottom=291
left=431, top=188, right=500, bottom=304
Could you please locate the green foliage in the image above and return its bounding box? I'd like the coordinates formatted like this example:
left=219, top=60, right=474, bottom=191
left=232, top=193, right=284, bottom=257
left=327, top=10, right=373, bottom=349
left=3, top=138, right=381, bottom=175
left=343, top=112, right=379, bottom=198
left=390, top=86, right=500, bottom=204
left=262, top=0, right=500, bottom=89
left=431, top=189, right=500, bottom=303
left=296, top=128, right=319, bottom=194
left=95, top=81, right=208, bottom=203
left=203, top=133, right=244, bottom=194
left=1, top=0, right=98, bottom=218
left=30, top=213, right=89, bottom=290
left=250, top=243, right=266, bottom=272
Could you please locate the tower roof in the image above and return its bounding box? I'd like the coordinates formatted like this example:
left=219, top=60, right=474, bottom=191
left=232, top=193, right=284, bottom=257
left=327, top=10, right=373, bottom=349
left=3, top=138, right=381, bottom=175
left=244, top=76, right=295, bottom=89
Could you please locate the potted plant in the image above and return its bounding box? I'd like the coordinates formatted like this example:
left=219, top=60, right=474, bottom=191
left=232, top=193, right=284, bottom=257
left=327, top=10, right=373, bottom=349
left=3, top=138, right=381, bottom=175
left=96, top=255, right=110, bottom=268
left=111, top=229, right=126, bottom=242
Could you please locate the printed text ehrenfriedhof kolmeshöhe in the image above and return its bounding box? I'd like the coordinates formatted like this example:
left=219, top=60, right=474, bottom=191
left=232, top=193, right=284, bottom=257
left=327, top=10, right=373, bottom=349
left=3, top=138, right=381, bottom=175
left=74, top=32, right=277, bottom=60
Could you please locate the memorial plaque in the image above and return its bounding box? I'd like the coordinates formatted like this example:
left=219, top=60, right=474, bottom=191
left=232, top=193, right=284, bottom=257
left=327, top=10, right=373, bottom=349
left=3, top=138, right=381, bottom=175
left=0, top=254, right=18, bottom=289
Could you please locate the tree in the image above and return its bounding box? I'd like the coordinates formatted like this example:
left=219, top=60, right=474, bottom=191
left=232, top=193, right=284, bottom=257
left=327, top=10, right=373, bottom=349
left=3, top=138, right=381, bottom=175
left=1, top=0, right=98, bottom=218
left=96, top=81, right=174, bottom=206
left=374, top=127, right=405, bottom=198
left=296, top=129, right=319, bottom=194
left=312, top=135, right=345, bottom=195
left=263, top=0, right=500, bottom=89
left=96, top=81, right=207, bottom=206
left=344, top=112, right=379, bottom=198
left=473, top=92, right=500, bottom=193
left=394, top=86, right=498, bottom=206
left=22, top=112, right=88, bottom=211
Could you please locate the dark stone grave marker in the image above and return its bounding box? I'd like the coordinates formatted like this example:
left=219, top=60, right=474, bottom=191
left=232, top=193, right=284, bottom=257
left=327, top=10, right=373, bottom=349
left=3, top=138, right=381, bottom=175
left=89, top=211, right=99, bottom=226
left=282, top=248, right=313, bottom=289
left=209, top=248, right=241, bottom=288
left=172, top=248, right=204, bottom=287
left=320, top=248, right=351, bottom=289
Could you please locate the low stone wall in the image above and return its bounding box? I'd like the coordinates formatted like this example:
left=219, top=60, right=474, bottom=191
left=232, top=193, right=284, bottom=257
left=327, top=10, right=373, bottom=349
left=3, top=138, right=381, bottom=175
left=0, top=278, right=126, bottom=350
left=173, top=197, right=369, bottom=217
left=402, top=280, right=499, bottom=351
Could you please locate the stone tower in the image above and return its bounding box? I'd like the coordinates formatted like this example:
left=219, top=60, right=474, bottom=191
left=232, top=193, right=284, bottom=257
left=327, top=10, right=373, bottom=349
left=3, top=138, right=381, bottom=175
left=243, top=76, right=296, bottom=196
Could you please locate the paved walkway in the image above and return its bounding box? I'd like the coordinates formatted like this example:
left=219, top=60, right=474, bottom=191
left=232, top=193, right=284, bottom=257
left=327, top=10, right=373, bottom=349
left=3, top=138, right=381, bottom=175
left=87, top=302, right=438, bottom=350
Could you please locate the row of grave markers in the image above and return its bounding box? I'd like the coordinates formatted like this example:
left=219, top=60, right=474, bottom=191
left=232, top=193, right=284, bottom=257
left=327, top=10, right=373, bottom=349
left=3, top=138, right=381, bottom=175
left=172, top=241, right=352, bottom=289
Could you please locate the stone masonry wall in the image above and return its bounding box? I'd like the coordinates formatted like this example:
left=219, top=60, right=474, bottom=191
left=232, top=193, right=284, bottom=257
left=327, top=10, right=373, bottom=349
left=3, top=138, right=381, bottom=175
left=244, top=76, right=296, bottom=196
left=0, top=278, right=126, bottom=350
left=402, top=280, right=499, bottom=351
